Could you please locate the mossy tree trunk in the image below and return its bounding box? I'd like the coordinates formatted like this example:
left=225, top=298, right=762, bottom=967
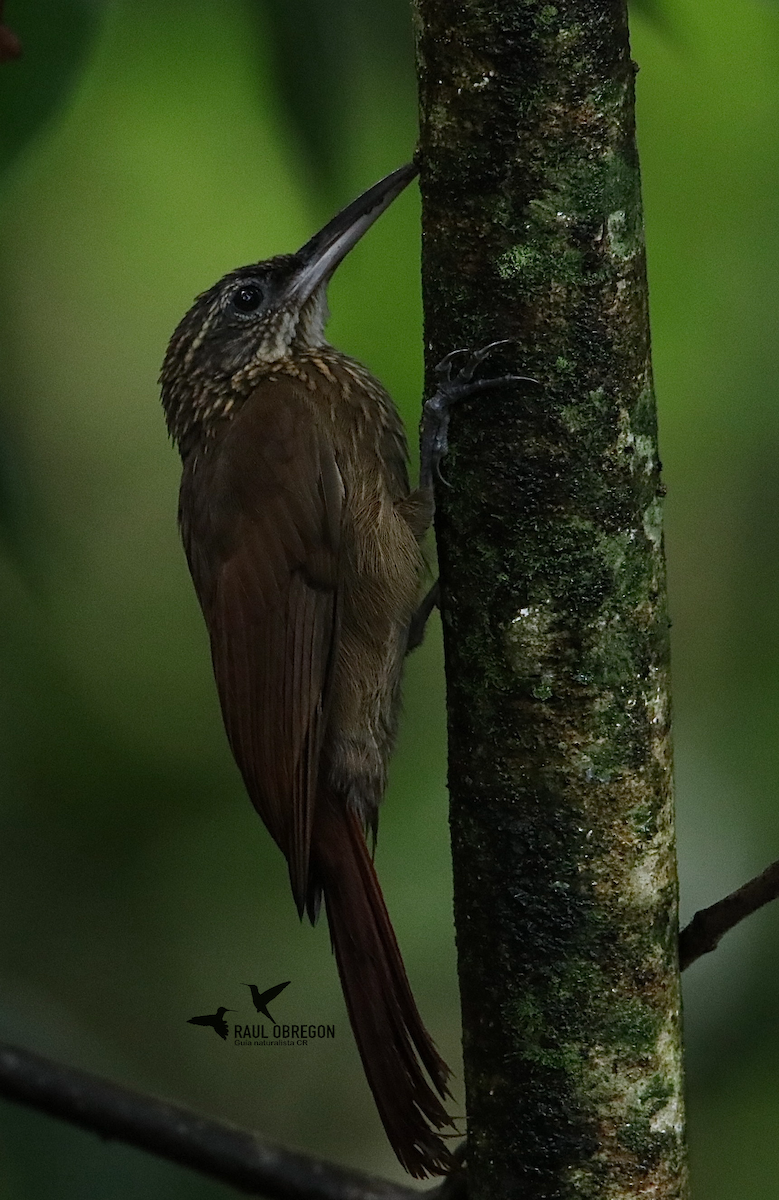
left=413, top=2, right=688, bottom=1197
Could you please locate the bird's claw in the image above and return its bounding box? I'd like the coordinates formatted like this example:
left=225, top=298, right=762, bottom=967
left=435, top=456, right=453, bottom=488
left=434, top=339, right=515, bottom=384
left=434, top=347, right=472, bottom=384
left=421, top=340, right=536, bottom=491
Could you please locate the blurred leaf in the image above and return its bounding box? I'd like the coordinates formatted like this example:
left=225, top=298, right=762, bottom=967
left=0, top=1, right=107, bottom=574
left=629, top=0, right=683, bottom=34
left=250, top=0, right=413, bottom=190
left=0, top=0, right=103, bottom=175
left=630, top=0, right=665, bottom=17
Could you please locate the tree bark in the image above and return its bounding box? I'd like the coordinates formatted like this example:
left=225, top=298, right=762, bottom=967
left=413, top=3, right=688, bottom=1198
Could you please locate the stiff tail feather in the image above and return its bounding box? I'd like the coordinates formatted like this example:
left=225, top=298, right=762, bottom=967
left=313, top=796, right=456, bottom=1178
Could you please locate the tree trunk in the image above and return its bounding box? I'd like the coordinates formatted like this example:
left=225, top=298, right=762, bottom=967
left=413, top=2, right=688, bottom=1197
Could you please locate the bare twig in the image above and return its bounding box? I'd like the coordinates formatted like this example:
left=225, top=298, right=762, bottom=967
left=679, top=858, right=779, bottom=971
left=0, top=1040, right=433, bottom=1200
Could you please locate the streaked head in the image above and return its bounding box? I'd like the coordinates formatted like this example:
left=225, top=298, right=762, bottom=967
left=160, top=164, right=417, bottom=447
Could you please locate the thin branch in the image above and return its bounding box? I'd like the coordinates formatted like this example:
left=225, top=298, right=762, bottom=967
left=679, top=857, right=779, bottom=971
left=0, top=1040, right=436, bottom=1200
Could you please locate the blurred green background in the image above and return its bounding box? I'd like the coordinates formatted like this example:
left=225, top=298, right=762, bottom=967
left=0, top=0, right=777, bottom=1195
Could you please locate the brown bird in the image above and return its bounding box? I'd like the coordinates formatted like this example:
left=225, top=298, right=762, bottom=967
left=160, top=164, right=457, bottom=1176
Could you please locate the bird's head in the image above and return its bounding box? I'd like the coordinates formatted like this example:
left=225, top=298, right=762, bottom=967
left=160, top=163, right=417, bottom=451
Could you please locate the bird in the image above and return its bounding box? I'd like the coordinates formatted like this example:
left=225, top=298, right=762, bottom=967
left=243, top=980, right=290, bottom=1022
left=187, top=1007, right=235, bottom=1041
left=161, top=162, right=523, bottom=1176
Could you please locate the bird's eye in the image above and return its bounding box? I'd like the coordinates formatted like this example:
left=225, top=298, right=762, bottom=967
left=231, top=284, right=264, bottom=315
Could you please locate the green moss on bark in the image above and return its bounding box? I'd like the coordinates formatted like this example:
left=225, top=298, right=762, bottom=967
left=414, top=1, right=687, bottom=1197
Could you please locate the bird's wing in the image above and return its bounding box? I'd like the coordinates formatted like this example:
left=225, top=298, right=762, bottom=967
left=181, top=378, right=343, bottom=913
left=258, top=980, right=291, bottom=1006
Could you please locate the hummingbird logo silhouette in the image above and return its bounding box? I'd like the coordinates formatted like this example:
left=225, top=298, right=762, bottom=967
left=187, top=1006, right=235, bottom=1041
left=243, top=981, right=290, bottom=1021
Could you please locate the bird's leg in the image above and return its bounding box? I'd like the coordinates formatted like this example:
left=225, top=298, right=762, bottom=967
left=401, top=343, right=535, bottom=651
left=418, top=340, right=535, bottom=491
left=406, top=579, right=441, bottom=654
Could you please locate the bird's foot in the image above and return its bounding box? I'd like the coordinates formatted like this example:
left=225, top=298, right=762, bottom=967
left=419, top=340, right=536, bottom=489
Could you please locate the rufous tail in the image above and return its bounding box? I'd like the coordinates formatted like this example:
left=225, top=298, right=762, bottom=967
left=312, top=795, right=456, bottom=1178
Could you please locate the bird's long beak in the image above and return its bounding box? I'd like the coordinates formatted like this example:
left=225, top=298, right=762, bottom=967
left=284, top=163, right=418, bottom=308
